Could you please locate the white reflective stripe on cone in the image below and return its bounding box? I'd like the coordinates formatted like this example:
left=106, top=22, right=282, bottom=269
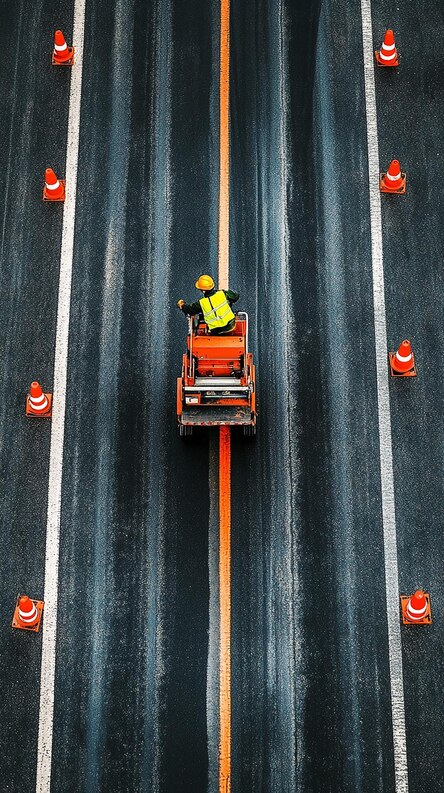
left=379, top=51, right=396, bottom=60
left=54, top=42, right=68, bottom=51
left=31, top=393, right=47, bottom=405
left=20, top=613, right=38, bottom=624
left=407, top=602, right=427, bottom=617
left=382, top=42, right=396, bottom=51
left=386, top=171, right=401, bottom=181
left=30, top=394, right=48, bottom=405
left=396, top=352, right=412, bottom=363
left=30, top=398, right=49, bottom=411
left=46, top=180, right=61, bottom=191
left=19, top=606, right=38, bottom=622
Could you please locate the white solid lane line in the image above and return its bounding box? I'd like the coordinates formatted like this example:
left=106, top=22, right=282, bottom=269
left=36, top=3, right=86, bottom=791
left=360, top=2, right=409, bottom=792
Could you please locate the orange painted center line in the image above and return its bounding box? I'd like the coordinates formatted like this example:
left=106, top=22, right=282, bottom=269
left=219, top=425, right=231, bottom=793
left=218, top=0, right=231, bottom=788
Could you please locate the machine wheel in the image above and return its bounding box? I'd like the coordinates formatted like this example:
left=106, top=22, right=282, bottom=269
left=243, top=424, right=256, bottom=438
left=179, top=424, right=193, bottom=438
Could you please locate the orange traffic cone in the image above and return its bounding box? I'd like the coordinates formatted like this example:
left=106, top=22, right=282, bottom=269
left=389, top=339, right=417, bottom=377
left=26, top=381, right=53, bottom=417
left=400, top=590, right=432, bottom=625
left=43, top=168, right=65, bottom=202
left=52, top=29, right=75, bottom=66
left=12, top=594, right=44, bottom=632
left=375, top=29, right=399, bottom=67
left=380, top=160, right=406, bottom=194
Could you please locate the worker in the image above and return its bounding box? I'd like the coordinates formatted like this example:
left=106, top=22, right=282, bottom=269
left=177, top=275, right=239, bottom=335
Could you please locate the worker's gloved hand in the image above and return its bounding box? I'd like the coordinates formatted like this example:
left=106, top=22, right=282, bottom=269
left=177, top=299, right=185, bottom=309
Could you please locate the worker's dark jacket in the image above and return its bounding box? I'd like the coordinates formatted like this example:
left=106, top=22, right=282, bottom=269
left=181, top=289, right=239, bottom=334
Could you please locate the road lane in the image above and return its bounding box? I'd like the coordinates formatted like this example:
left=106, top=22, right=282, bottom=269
left=371, top=2, right=444, bottom=791
left=159, top=2, right=218, bottom=789
left=48, top=0, right=216, bottom=790
left=360, top=2, right=409, bottom=789
left=230, top=0, right=397, bottom=790
left=37, top=1, right=86, bottom=788
left=0, top=1, right=72, bottom=790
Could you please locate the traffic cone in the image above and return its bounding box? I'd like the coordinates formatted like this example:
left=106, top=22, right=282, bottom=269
left=12, top=594, right=44, bottom=632
left=389, top=339, right=417, bottom=377
left=400, top=590, right=432, bottom=625
left=380, top=160, right=406, bottom=194
left=43, top=168, right=65, bottom=202
left=375, top=29, right=399, bottom=67
left=52, top=30, right=75, bottom=66
left=26, top=381, right=53, bottom=417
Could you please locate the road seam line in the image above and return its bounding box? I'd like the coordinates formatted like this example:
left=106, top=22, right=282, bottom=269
left=360, top=3, right=409, bottom=791
left=36, top=2, right=86, bottom=790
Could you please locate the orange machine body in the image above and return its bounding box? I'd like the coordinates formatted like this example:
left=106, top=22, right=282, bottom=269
left=177, top=313, right=257, bottom=436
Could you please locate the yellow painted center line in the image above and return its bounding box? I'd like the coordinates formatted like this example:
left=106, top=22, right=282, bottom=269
left=218, top=1, right=231, bottom=792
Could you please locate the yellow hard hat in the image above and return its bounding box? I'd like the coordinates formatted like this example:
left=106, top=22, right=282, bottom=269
left=195, top=274, right=215, bottom=291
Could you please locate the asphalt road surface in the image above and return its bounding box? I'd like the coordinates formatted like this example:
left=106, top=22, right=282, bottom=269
left=0, top=1, right=443, bottom=792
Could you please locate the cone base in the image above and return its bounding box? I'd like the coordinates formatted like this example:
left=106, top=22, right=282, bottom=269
left=375, top=50, right=399, bottom=67
left=43, top=180, right=66, bottom=202
left=12, top=597, right=44, bottom=632
left=26, top=392, right=53, bottom=417
left=389, top=352, right=417, bottom=377
left=380, top=174, right=406, bottom=194
left=52, top=47, right=75, bottom=66
left=400, top=593, right=432, bottom=625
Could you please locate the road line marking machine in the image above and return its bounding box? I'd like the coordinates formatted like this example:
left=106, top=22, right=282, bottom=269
left=177, top=312, right=257, bottom=437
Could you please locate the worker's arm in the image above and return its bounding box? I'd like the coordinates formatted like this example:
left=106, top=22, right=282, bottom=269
left=177, top=299, right=202, bottom=316
left=225, top=289, right=239, bottom=304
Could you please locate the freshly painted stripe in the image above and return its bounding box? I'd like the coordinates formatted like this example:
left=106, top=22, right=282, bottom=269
left=219, top=425, right=231, bottom=793
left=35, top=2, right=86, bottom=791
left=360, top=2, right=409, bottom=792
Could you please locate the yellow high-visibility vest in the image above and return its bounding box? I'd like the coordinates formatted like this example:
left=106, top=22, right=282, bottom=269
left=199, top=290, right=235, bottom=330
